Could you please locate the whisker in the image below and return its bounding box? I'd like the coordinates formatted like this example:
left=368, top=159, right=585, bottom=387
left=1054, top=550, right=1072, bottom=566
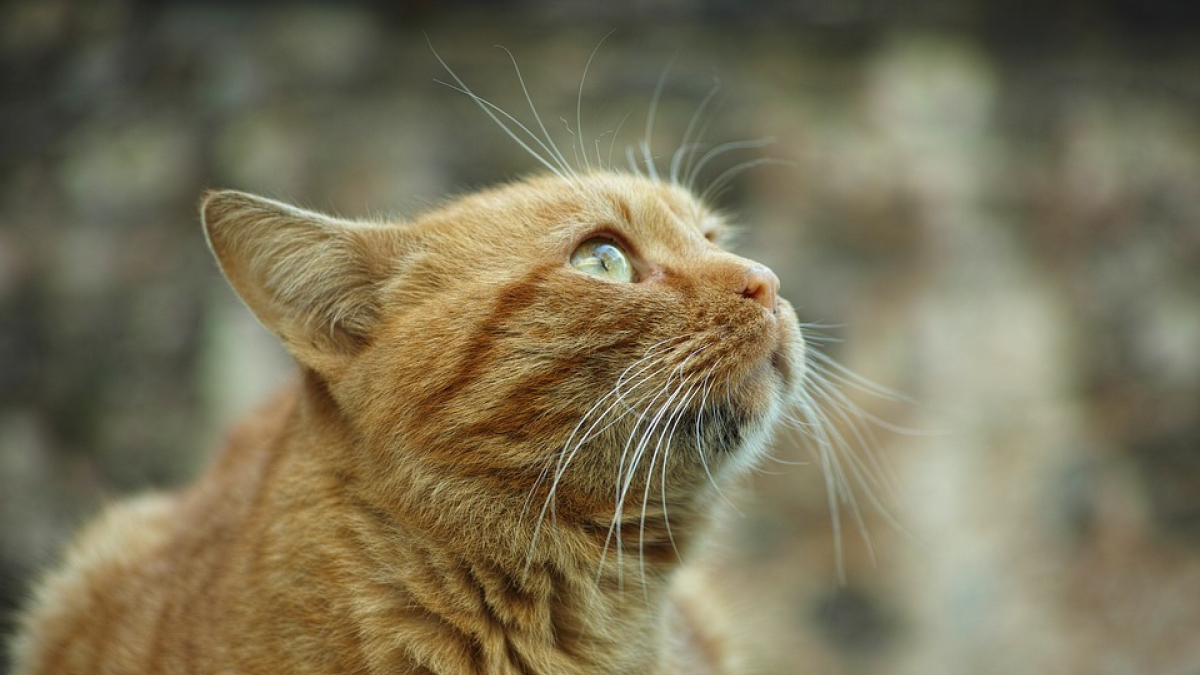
left=800, top=331, right=914, bottom=404
left=547, top=359, right=678, bottom=586
left=640, top=140, right=659, bottom=182
left=699, top=157, right=794, bottom=205
left=670, top=74, right=722, bottom=185
left=576, top=30, right=615, bottom=173
left=495, top=44, right=575, bottom=176
left=692, top=360, right=740, bottom=512
left=801, top=369, right=908, bottom=534
left=604, top=362, right=681, bottom=583
left=787, top=372, right=909, bottom=582
left=682, top=91, right=733, bottom=188
left=632, top=381, right=680, bottom=594
left=605, top=111, right=634, bottom=173
left=640, top=55, right=676, bottom=181
left=686, top=137, right=776, bottom=193
left=431, top=77, right=569, bottom=182
left=654, top=376, right=707, bottom=561
left=626, top=145, right=643, bottom=176
left=559, top=117, right=582, bottom=172
left=792, top=387, right=852, bottom=584
left=523, top=333, right=695, bottom=582
left=634, top=353, right=705, bottom=589
left=670, top=143, right=706, bottom=185
left=525, top=337, right=693, bottom=567
left=603, top=348, right=701, bottom=586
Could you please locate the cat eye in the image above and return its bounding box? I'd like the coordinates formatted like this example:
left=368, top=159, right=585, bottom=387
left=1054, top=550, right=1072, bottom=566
left=570, top=238, right=635, bottom=283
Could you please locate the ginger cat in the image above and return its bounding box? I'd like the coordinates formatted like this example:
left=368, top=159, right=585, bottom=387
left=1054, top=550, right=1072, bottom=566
left=11, top=168, right=803, bottom=674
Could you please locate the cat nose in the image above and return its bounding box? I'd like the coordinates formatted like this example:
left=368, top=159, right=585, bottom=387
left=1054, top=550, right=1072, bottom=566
left=741, top=264, right=779, bottom=313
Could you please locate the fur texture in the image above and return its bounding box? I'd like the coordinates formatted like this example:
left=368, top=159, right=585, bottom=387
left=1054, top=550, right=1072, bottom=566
left=12, top=171, right=803, bottom=674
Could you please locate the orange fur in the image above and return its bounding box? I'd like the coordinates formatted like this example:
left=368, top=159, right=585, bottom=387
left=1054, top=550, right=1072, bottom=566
left=12, top=171, right=803, bottom=674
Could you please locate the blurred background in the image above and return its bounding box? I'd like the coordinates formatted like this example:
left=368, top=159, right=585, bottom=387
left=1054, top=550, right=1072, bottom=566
left=2, top=1, right=1199, bottom=673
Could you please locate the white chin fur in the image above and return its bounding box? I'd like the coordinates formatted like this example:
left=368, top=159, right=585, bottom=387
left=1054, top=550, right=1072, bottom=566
left=721, top=394, right=784, bottom=480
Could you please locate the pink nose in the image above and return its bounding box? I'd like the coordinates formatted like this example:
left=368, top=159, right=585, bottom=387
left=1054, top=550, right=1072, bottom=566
left=742, top=264, right=779, bottom=313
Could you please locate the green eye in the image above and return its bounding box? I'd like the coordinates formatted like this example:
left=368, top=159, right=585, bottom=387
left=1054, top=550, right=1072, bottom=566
left=570, top=238, right=634, bottom=283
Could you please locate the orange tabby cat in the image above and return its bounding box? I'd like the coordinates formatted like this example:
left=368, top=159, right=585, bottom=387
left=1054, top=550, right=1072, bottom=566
left=11, top=168, right=802, bottom=674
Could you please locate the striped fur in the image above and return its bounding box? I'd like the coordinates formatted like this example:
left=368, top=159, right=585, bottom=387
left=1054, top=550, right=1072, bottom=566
left=12, top=171, right=803, bottom=674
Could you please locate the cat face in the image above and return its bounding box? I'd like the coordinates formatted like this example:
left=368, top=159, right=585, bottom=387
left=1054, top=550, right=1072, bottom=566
left=203, top=170, right=803, bottom=523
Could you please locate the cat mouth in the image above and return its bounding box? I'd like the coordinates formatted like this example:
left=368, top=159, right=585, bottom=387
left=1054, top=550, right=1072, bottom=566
left=705, top=335, right=796, bottom=450
left=693, top=350, right=791, bottom=456
left=742, top=331, right=797, bottom=396
left=767, top=316, right=804, bottom=396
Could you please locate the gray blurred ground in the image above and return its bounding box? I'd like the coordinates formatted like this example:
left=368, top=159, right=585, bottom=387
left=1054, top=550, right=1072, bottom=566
left=2, top=1, right=1199, bottom=673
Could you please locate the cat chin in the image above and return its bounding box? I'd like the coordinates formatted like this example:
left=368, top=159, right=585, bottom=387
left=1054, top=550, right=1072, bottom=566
left=716, top=397, right=783, bottom=478
left=706, top=340, right=796, bottom=474
left=733, top=340, right=797, bottom=412
left=701, top=370, right=786, bottom=452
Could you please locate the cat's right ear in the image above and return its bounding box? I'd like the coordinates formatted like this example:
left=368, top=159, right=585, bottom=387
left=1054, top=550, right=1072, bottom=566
left=201, top=190, right=410, bottom=374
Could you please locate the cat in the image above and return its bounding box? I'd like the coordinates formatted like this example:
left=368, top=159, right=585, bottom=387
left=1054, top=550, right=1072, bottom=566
left=10, top=167, right=804, bottom=674
left=8, top=45, right=826, bottom=671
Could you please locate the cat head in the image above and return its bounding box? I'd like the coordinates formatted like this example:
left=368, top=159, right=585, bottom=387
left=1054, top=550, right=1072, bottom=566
left=203, top=171, right=803, bottom=535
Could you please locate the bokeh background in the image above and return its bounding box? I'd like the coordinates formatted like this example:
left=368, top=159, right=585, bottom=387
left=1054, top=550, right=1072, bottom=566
left=2, top=1, right=1199, bottom=673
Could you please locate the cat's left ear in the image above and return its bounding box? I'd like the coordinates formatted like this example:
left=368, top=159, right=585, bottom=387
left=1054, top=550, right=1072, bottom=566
left=202, top=190, right=410, bottom=374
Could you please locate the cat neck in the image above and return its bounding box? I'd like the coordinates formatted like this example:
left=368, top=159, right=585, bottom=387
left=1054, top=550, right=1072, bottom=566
left=286, top=372, right=711, bottom=673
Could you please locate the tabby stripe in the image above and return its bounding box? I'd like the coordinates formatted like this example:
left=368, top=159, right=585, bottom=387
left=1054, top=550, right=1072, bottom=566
left=411, top=265, right=557, bottom=425
left=504, top=635, right=539, bottom=675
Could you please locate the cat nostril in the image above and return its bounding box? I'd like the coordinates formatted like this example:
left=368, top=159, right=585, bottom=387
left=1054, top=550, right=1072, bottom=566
left=742, top=265, right=779, bottom=313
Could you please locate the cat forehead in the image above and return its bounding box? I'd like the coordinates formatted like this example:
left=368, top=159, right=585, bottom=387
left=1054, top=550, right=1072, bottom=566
left=412, top=172, right=725, bottom=256
left=591, top=174, right=707, bottom=222
left=526, top=172, right=720, bottom=236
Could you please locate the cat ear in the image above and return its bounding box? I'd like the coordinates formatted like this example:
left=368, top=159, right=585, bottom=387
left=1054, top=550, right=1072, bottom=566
left=202, top=190, right=407, bottom=372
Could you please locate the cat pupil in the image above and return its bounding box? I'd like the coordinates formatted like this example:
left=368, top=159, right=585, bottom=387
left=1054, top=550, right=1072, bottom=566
left=598, top=245, right=618, bottom=269
left=571, top=238, right=633, bottom=282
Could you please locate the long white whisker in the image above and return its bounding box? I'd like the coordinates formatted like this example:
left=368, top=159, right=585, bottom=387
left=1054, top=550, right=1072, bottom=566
left=686, top=137, right=776, bottom=192
left=576, top=31, right=614, bottom=174
left=495, top=45, right=575, bottom=176
left=654, top=376, right=706, bottom=561
left=431, top=77, right=568, bottom=182
left=603, top=348, right=700, bottom=586
left=640, top=141, right=659, bottom=182
left=559, top=117, right=582, bottom=172
left=606, top=111, right=634, bottom=173
left=692, top=361, right=741, bottom=512
left=527, top=356, right=659, bottom=527
left=568, top=337, right=697, bottom=584
left=801, top=335, right=914, bottom=404
left=800, top=371, right=907, bottom=536
left=640, top=56, right=675, bottom=181
left=670, top=142, right=706, bottom=185
left=634, top=352, right=705, bottom=589
left=526, top=337, right=693, bottom=567
left=626, top=145, right=643, bottom=176
left=793, top=387, right=850, bottom=584
left=634, top=383, right=679, bottom=594
left=700, top=157, right=793, bottom=204
left=671, top=75, right=722, bottom=185
left=632, top=379, right=690, bottom=582
left=683, top=92, right=732, bottom=189
left=604, top=363, right=679, bottom=583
